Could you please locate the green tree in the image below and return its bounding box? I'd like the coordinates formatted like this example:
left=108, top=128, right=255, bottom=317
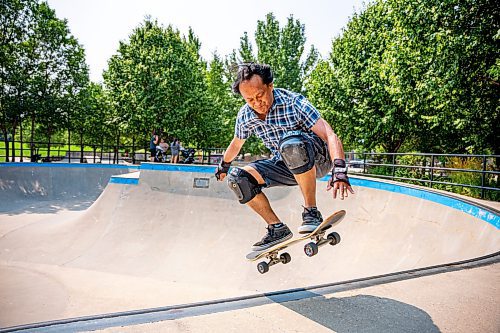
left=0, top=0, right=88, bottom=161
left=228, top=13, right=318, bottom=94
left=205, top=53, right=241, bottom=147
left=307, top=0, right=499, bottom=154
left=71, top=82, right=113, bottom=161
left=255, top=13, right=318, bottom=92
left=29, top=2, right=88, bottom=157
left=104, top=19, right=212, bottom=148
left=1, top=0, right=38, bottom=160
left=238, top=32, right=255, bottom=63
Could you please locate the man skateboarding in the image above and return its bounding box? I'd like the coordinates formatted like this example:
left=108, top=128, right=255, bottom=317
left=215, top=63, right=354, bottom=252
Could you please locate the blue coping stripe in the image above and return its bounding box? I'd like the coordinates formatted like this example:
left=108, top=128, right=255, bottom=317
left=318, top=174, right=499, bottom=229
left=109, top=177, right=139, bottom=185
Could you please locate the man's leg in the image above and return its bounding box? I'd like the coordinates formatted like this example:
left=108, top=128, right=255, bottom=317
left=226, top=164, right=293, bottom=251
left=293, top=166, right=317, bottom=208
left=279, top=132, right=329, bottom=233
left=242, top=166, right=281, bottom=225
left=279, top=133, right=319, bottom=208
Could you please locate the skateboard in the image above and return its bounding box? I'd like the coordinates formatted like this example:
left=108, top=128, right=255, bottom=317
left=246, top=210, right=346, bottom=274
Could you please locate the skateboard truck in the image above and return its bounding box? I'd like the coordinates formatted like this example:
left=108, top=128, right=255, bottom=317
left=257, top=252, right=291, bottom=274
left=304, top=231, right=341, bottom=257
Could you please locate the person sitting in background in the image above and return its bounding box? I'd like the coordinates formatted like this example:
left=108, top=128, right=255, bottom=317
left=159, top=138, right=169, bottom=151
left=156, top=138, right=169, bottom=163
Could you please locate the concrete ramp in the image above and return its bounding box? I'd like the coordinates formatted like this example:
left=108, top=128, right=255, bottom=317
left=0, top=163, right=137, bottom=213
left=0, top=163, right=498, bottom=328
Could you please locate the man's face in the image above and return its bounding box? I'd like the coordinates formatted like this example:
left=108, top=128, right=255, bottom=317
left=239, top=75, right=274, bottom=116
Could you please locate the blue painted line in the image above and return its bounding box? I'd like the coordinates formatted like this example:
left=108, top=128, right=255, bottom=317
left=110, top=177, right=139, bottom=185
left=319, top=175, right=499, bottom=229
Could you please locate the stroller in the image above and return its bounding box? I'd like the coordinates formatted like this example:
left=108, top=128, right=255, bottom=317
left=180, top=148, right=195, bottom=164
left=155, top=145, right=168, bottom=163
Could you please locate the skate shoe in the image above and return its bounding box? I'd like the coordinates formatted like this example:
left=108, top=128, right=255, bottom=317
left=298, top=207, right=329, bottom=234
left=252, top=223, right=293, bottom=251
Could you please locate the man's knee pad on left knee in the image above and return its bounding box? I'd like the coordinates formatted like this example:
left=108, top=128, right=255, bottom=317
left=227, top=168, right=262, bottom=204
left=279, top=133, right=315, bottom=174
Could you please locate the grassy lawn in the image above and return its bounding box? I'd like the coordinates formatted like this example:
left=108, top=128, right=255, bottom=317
left=0, top=141, right=147, bottom=163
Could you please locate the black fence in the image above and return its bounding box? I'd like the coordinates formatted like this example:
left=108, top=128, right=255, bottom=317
left=0, top=140, right=227, bottom=166
left=1, top=140, right=498, bottom=200
left=346, top=152, right=499, bottom=201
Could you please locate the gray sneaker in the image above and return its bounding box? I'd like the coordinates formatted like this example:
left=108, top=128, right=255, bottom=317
left=298, top=207, right=329, bottom=234
left=252, top=223, right=293, bottom=251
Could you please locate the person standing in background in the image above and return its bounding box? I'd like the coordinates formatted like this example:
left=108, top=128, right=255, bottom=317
left=170, top=138, right=180, bottom=163
left=149, top=130, right=159, bottom=162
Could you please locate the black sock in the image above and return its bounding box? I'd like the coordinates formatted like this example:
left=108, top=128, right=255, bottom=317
left=273, top=222, right=284, bottom=228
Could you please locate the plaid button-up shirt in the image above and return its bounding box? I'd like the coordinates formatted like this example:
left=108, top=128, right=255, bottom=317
left=235, top=88, right=321, bottom=159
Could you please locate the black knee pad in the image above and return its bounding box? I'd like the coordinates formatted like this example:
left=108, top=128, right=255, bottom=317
left=227, top=168, right=262, bottom=204
left=279, top=132, right=315, bottom=174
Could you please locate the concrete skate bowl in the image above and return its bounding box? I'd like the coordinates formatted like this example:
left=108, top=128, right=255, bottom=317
left=0, top=163, right=498, bottom=330
left=0, top=163, right=138, bottom=214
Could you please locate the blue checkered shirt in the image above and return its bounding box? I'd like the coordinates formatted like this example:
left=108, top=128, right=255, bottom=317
left=235, top=88, right=321, bottom=159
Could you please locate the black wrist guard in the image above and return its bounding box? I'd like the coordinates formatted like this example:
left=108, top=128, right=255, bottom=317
left=330, top=159, right=350, bottom=186
left=215, top=160, right=231, bottom=180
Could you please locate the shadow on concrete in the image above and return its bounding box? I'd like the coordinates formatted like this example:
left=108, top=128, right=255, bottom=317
left=0, top=197, right=95, bottom=215
left=269, top=292, right=440, bottom=333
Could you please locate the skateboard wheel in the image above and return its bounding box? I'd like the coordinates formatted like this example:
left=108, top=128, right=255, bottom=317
left=257, top=261, right=269, bottom=274
left=327, top=232, right=341, bottom=245
left=280, top=252, right=291, bottom=264
left=304, top=242, right=319, bottom=257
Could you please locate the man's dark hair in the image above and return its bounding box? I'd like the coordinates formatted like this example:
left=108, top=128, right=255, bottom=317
left=232, top=62, right=273, bottom=95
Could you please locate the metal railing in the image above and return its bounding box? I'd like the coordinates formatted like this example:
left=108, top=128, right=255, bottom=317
left=0, top=140, right=232, bottom=166
left=346, top=152, right=499, bottom=200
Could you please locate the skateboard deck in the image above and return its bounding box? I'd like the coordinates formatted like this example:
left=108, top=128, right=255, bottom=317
left=246, top=210, right=346, bottom=273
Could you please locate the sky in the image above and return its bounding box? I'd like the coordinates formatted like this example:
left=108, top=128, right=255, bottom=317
left=45, top=0, right=365, bottom=83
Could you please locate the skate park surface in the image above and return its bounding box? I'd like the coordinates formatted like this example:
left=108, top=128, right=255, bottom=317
left=0, top=162, right=498, bottom=332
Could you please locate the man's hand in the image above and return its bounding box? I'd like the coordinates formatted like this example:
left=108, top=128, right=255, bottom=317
left=327, top=159, right=355, bottom=199
left=215, top=160, right=232, bottom=181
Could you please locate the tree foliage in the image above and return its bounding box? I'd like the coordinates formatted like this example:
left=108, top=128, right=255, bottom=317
left=307, top=0, right=499, bottom=154
left=0, top=0, right=88, bottom=159
left=255, top=13, right=318, bottom=93
left=205, top=54, right=241, bottom=147
left=72, top=82, right=112, bottom=145
left=2, top=3, right=498, bottom=160
left=103, top=19, right=213, bottom=146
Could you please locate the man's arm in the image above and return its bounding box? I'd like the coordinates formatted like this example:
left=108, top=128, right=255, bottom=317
left=311, top=118, right=354, bottom=199
left=215, top=136, right=246, bottom=181
left=223, top=137, right=246, bottom=163
left=311, top=118, right=345, bottom=161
